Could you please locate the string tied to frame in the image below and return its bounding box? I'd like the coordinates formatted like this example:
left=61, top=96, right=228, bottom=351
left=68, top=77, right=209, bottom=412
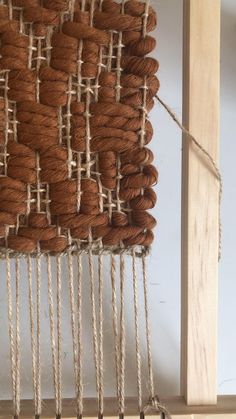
left=143, top=395, right=172, bottom=419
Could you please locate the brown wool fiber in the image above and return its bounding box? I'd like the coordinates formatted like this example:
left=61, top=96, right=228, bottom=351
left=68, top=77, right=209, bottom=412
left=0, top=0, right=159, bottom=254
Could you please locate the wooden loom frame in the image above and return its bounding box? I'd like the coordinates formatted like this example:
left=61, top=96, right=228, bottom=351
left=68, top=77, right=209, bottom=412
left=0, top=0, right=232, bottom=418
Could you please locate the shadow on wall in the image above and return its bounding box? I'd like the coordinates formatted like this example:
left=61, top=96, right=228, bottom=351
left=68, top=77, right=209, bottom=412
left=221, top=5, right=236, bottom=103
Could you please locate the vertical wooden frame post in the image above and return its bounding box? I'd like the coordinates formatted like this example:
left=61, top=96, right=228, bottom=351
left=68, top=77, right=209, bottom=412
left=181, top=0, right=221, bottom=405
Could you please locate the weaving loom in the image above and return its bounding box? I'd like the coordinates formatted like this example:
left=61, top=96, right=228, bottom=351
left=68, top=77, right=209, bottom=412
left=0, top=0, right=164, bottom=418
left=0, top=0, right=224, bottom=418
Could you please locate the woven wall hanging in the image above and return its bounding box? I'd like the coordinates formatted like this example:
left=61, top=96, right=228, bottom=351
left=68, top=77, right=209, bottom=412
left=0, top=0, right=166, bottom=418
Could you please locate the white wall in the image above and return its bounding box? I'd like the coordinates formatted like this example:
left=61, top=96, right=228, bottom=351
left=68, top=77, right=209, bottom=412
left=153, top=0, right=236, bottom=396
left=218, top=0, right=236, bottom=395
left=154, top=0, right=236, bottom=396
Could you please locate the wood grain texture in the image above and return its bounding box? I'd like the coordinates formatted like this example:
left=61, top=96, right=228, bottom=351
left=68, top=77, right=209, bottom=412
left=181, top=0, right=221, bottom=405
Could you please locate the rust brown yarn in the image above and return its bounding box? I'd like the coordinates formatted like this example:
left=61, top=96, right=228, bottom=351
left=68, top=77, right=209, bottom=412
left=0, top=0, right=159, bottom=254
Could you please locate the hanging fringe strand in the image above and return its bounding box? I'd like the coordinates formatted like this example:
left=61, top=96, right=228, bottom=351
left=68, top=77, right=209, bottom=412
left=132, top=249, right=142, bottom=414
left=76, top=253, right=83, bottom=418
left=3, top=250, right=173, bottom=418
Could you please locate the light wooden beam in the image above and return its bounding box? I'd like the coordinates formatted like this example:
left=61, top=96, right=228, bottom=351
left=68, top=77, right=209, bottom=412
left=1, top=396, right=236, bottom=418
left=181, top=0, right=221, bottom=406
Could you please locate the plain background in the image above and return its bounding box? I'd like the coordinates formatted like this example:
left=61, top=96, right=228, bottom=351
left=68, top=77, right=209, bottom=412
left=0, top=0, right=236, bottom=401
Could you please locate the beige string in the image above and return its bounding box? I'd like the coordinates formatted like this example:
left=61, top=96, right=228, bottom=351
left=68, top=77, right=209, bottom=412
left=67, top=250, right=79, bottom=411
left=35, top=254, right=41, bottom=417
left=110, top=254, right=121, bottom=412
left=15, top=257, right=21, bottom=417
left=27, top=254, right=37, bottom=418
left=142, top=254, right=154, bottom=398
left=141, top=254, right=173, bottom=419
left=88, top=250, right=100, bottom=403
left=156, top=94, right=222, bottom=261
left=119, top=253, right=126, bottom=417
left=98, top=253, right=104, bottom=417
left=6, top=254, right=17, bottom=417
left=56, top=255, right=62, bottom=416
left=131, top=249, right=142, bottom=413
left=143, top=395, right=172, bottom=419
left=76, top=253, right=83, bottom=418
left=27, top=254, right=43, bottom=417
left=47, top=254, right=59, bottom=416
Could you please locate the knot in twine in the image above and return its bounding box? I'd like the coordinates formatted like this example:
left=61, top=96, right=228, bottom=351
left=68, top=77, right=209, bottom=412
left=143, top=395, right=172, bottom=419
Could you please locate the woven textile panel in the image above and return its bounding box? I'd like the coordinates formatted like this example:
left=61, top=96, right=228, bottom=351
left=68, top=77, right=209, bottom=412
left=0, top=0, right=159, bottom=255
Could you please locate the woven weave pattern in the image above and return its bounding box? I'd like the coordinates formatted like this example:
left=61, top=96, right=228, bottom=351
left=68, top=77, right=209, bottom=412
left=0, top=0, right=159, bottom=255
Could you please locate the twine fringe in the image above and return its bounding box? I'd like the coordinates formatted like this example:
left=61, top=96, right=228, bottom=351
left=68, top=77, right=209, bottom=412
left=4, top=249, right=174, bottom=419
